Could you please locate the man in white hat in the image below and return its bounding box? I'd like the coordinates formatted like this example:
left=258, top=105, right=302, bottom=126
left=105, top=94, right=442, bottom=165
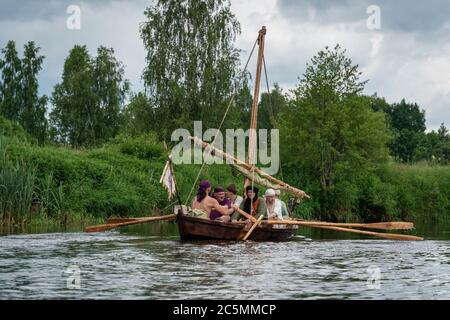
left=264, top=188, right=283, bottom=221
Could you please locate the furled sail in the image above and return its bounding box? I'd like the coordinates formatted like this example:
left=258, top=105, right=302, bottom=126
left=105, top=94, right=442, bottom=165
left=190, top=136, right=310, bottom=199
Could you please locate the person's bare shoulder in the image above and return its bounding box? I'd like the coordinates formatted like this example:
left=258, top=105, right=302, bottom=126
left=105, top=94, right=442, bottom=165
left=206, top=196, right=219, bottom=206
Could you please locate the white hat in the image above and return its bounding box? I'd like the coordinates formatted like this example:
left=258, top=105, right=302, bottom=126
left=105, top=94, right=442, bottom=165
left=265, top=189, right=276, bottom=197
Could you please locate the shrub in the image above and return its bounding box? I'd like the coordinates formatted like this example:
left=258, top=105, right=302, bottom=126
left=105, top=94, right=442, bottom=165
left=109, top=132, right=166, bottom=161
left=0, top=116, right=36, bottom=144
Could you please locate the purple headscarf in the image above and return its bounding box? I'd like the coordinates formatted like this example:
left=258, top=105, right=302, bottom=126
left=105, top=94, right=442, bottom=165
left=197, top=180, right=211, bottom=202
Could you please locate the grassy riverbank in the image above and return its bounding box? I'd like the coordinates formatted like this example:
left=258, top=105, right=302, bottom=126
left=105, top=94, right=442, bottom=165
left=0, top=132, right=242, bottom=227
left=1, top=131, right=449, bottom=228
left=1, top=116, right=449, bottom=227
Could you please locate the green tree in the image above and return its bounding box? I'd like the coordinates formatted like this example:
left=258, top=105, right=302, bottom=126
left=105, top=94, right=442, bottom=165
left=51, top=45, right=95, bottom=146
left=0, top=41, right=22, bottom=122
left=0, top=41, right=48, bottom=143
left=259, top=83, right=286, bottom=130
left=365, top=93, right=391, bottom=114
left=140, top=0, right=242, bottom=139
left=416, top=123, right=450, bottom=164
left=388, top=99, right=426, bottom=163
left=20, top=41, right=48, bottom=144
left=121, top=92, right=155, bottom=136
left=51, top=45, right=129, bottom=147
left=279, top=45, right=391, bottom=218
left=234, top=74, right=252, bottom=128
left=92, top=46, right=129, bottom=141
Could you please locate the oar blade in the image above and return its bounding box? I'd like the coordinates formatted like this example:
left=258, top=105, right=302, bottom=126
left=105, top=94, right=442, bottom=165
left=85, top=224, right=119, bottom=233
left=366, top=222, right=415, bottom=230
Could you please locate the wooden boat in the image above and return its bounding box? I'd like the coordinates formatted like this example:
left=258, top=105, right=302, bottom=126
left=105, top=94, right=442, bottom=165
left=169, top=26, right=306, bottom=242
left=177, top=210, right=298, bottom=242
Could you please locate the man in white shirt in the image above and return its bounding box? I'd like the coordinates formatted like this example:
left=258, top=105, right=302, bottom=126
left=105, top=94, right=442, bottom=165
left=264, top=189, right=283, bottom=220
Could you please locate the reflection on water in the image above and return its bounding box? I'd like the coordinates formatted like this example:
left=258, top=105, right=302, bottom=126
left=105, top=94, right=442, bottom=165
left=0, top=222, right=449, bottom=299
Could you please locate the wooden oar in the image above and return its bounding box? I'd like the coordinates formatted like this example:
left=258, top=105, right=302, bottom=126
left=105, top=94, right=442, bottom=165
left=266, top=220, right=414, bottom=231
left=85, top=214, right=176, bottom=233
left=242, top=214, right=264, bottom=241
left=309, top=225, right=424, bottom=241
left=234, top=207, right=422, bottom=241
left=106, top=217, right=146, bottom=224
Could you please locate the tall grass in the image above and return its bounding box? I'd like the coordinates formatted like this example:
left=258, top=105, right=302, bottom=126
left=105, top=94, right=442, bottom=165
left=34, top=173, right=68, bottom=222
left=4, top=137, right=169, bottom=220
left=0, top=137, right=34, bottom=225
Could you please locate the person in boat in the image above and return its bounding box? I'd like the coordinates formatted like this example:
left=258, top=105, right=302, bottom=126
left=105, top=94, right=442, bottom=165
left=234, top=186, right=265, bottom=221
left=225, top=184, right=243, bottom=208
left=264, top=188, right=289, bottom=220
left=210, top=186, right=233, bottom=222
left=191, top=180, right=235, bottom=221
left=274, top=189, right=290, bottom=218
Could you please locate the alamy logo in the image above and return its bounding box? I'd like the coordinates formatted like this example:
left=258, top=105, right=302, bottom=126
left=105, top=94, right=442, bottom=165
left=171, top=121, right=280, bottom=175
left=65, top=265, right=81, bottom=289
left=66, top=5, right=81, bottom=30
left=366, top=5, right=381, bottom=30
left=366, top=266, right=381, bottom=290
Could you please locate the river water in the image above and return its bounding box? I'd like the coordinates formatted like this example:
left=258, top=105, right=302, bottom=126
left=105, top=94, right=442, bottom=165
left=0, top=223, right=449, bottom=299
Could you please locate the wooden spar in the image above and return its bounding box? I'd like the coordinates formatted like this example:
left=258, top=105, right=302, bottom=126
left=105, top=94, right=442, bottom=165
left=245, top=26, right=267, bottom=191
left=190, top=135, right=309, bottom=199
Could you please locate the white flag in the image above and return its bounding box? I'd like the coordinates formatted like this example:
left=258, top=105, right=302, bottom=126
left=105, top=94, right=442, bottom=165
left=160, top=160, right=176, bottom=201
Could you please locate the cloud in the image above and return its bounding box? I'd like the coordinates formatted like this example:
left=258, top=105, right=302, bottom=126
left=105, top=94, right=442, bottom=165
left=0, top=0, right=449, bottom=130
left=233, top=0, right=450, bottom=130
left=277, top=0, right=450, bottom=35
left=0, top=0, right=148, bottom=96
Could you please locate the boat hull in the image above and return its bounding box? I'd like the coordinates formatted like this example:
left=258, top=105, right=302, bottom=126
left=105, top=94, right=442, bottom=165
left=177, top=212, right=296, bottom=242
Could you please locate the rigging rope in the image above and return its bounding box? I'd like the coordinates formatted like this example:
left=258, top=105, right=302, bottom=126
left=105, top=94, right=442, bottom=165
left=184, top=37, right=259, bottom=205
left=262, top=54, right=284, bottom=182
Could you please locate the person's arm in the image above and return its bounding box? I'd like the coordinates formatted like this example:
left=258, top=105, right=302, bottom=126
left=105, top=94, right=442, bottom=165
left=211, top=199, right=234, bottom=216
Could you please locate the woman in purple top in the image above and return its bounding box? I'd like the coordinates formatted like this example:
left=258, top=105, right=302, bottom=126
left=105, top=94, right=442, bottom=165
left=210, top=186, right=232, bottom=222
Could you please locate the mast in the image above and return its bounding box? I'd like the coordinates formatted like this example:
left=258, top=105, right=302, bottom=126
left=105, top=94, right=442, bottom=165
left=245, top=26, right=267, bottom=190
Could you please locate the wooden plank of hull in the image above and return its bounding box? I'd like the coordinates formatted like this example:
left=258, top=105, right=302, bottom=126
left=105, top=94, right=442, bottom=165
left=177, top=214, right=296, bottom=242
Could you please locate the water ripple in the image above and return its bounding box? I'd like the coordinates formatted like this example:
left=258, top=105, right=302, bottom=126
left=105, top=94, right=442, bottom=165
left=0, top=233, right=449, bottom=299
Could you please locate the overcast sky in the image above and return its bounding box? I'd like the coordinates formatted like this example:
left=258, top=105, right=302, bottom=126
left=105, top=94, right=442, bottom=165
left=1, top=0, right=449, bottom=130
